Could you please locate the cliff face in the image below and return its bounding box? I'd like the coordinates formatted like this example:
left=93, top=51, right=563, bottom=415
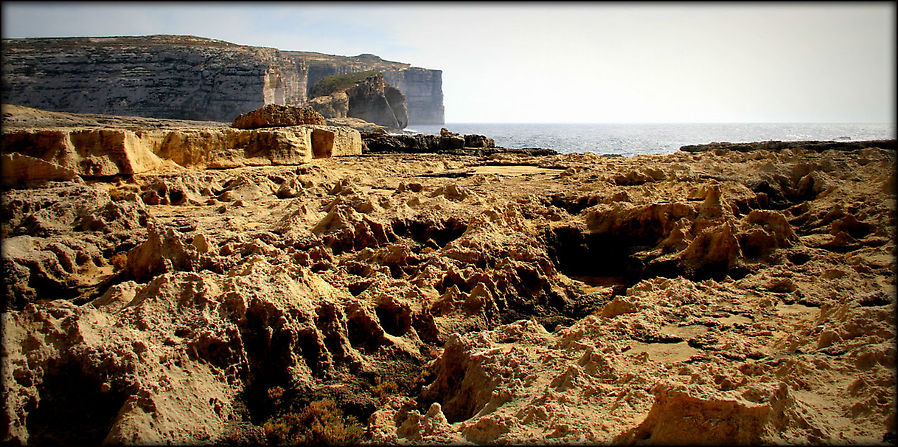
left=1, top=35, right=444, bottom=125
left=1, top=36, right=303, bottom=122
left=383, top=68, right=444, bottom=125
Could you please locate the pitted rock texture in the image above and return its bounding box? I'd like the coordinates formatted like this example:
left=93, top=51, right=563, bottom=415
left=1, top=113, right=895, bottom=445
left=2, top=35, right=444, bottom=124
left=231, top=104, right=325, bottom=129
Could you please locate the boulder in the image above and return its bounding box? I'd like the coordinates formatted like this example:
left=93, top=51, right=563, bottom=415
left=310, top=92, right=349, bottom=119
left=231, top=104, right=325, bottom=129
left=2, top=122, right=361, bottom=182
left=363, top=134, right=459, bottom=153
left=441, top=128, right=494, bottom=148
left=306, top=125, right=363, bottom=157
left=464, top=134, right=495, bottom=148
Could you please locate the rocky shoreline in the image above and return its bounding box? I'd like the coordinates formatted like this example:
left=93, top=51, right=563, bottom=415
left=2, top=106, right=896, bottom=444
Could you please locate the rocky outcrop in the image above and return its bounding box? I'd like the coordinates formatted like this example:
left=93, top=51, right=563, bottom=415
left=360, top=129, right=544, bottom=156
left=0, top=107, right=361, bottom=185
left=1, top=127, right=315, bottom=181
left=305, top=125, right=364, bottom=158
left=231, top=104, right=325, bottom=129
left=310, top=73, right=408, bottom=129
left=324, top=117, right=389, bottom=137
left=294, top=52, right=410, bottom=97
left=2, top=128, right=179, bottom=179
left=2, top=35, right=444, bottom=124
left=681, top=139, right=897, bottom=153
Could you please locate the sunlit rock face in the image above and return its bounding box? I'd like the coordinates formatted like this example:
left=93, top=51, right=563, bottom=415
left=1, top=35, right=445, bottom=124
left=0, top=105, right=363, bottom=186
left=1, top=36, right=301, bottom=122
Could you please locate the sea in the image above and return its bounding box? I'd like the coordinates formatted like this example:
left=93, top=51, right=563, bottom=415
left=404, top=123, right=896, bottom=156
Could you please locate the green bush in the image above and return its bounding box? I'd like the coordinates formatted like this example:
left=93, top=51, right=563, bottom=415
left=309, top=70, right=380, bottom=98
left=263, top=399, right=364, bottom=445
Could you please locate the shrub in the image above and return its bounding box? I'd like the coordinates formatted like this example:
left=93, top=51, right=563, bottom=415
left=267, top=386, right=285, bottom=407
left=263, top=399, right=364, bottom=445
left=372, top=376, right=399, bottom=401
left=309, top=70, right=380, bottom=98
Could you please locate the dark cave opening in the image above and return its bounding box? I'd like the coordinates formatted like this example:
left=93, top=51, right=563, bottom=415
left=27, top=361, right=128, bottom=446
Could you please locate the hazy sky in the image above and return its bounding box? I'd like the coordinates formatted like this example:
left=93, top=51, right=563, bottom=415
left=3, top=2, right=895, bottom=123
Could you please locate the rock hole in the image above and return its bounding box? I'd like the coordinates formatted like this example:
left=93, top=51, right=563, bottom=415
left=391, top=218, right=468, bottom=248
left=296, top=328, right=327, bottom=376
left=750, top=180, right=790, bottom=210
left=786, top=251, right=812, bottom=265
left=311, top=129, right=335, bottom=159
left=238, top=303, right=296, bottom=423
left=168, top=189, right=185, bottom=205
left=548, top=193, right=600, bottom=214
left=859, top=292, right=892, bottom=307
left=375, top=302, right=412, bottom=337
left=544, top=226, right=647, bottom=293
left=26, top=269, right=81, bottom=302
left=26, top=361, right=127, bottom=446
left=347, top=280, right=372, bottom=296
left=347, top=312, right=385, bottom=353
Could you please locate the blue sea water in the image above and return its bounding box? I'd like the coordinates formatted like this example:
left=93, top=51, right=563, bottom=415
left=405, top=123, right=896, bottom=156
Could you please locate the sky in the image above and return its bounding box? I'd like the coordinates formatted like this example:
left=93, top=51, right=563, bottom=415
left=2, top=2, right=895, bottom=124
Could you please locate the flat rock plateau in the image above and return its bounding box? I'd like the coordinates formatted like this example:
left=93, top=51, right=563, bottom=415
left=2, top=105, right=896, bottom=445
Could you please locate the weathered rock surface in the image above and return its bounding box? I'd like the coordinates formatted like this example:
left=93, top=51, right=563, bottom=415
left=2, top=35, right=444, bottom=124
left=0, top=106, right=361, bottom=185
left=231, top=104, right=325, bottom=129
left=1, top=110, right=895, bottom=445
left=325, top=117, right=389, bottom=138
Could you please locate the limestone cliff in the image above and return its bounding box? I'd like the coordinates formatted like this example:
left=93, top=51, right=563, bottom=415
left=1, top=35, right=444, bottom=125
left=383, top=68, right=444, bottom=125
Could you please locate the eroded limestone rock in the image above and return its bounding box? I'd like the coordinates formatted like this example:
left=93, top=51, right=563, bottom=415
left=231, top=104, right=325, bottom=129
left=2, top=117, right=894, bottom=445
